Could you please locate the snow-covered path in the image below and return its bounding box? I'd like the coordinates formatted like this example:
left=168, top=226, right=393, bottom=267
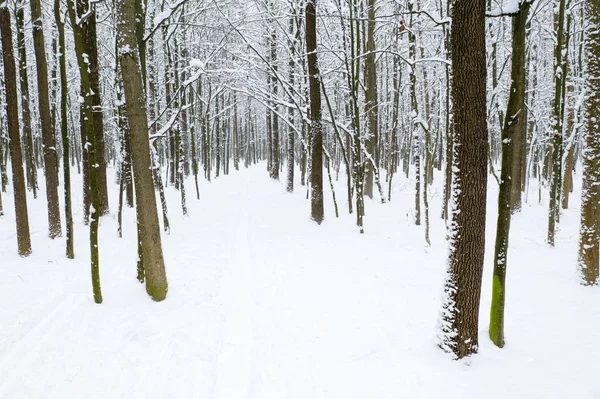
left=1, top=164, right=599, bottom=398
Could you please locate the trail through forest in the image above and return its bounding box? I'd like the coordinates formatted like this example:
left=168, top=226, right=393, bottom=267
left=1, top=165, right=599, bottom=398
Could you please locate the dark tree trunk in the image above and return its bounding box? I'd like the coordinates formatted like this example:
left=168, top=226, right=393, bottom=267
left=16, top=3, right=37, bottom=199
left=55, top=0, right=75, bottom=259
left=0, top=5, right=32, bottom=257
left=489, top=0, right=531, bottom=348
left=364, top=0, right=377, bottom=199
left=67, top=0, right=102, bottom=303
left=84, top=10, right=109, bottom=215
left=306, top=0, right=323, bottom=224
left=547, top=0, right=567, bottom=246
left=118, top=0, right=169, bottom=301
left=437, top=0, right=488, bottom=359
left=30, top=0, right=62, bottom=239
left=578, top=0, right=600, bottom=285
left=270, top=20, right=280, bottom=180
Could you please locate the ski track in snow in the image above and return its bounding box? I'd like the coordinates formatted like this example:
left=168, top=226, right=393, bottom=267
left=213, top=174, right=255, bottom=398
left=1, top=163, right=600, bottom=398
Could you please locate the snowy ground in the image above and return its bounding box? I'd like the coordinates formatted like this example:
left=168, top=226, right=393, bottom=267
left=1, top=163, right=599, bottom=398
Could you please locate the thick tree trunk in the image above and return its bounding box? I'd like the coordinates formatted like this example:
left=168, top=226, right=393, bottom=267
left=306, top=0, right=324, bottom=224
left=437, top=0, right=488, bottom=359
left=117, top=0, right=169, bottom=301
left=30, top=0, right=62, bottom=239
left=578, top=0, right=600, bottom=285
left=0, top=5, right=32, bottom=257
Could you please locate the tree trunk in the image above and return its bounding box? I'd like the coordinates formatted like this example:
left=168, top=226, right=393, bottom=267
left=547, top=0, right=567, bottom=246
left=270, top=19, right=280, bottom=180
left=578, top=0, right=600, bottom=285
left=117, top=0, right=169, bottom=301
left=16, top=3, right=37, bottom=199
left=0, top=5, right=32, bottom=257
left=55, top=0, right=74, bottom=259
left=306, top=0, right=324, bottom=224
left=84, top=10, right=109, bottom=215
left=437, top=0, right=488, bottom=359
left=489, top=0, right=531, bottom=348
left=364, top=0, right=377, bottom=199
left=67, top=0, right=102, bottom=303
left=30, top=0, right=62, bottom=239
left=286, top=13, right=297, bottom=193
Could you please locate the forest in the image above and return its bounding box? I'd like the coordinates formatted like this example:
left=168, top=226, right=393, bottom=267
left=0, top=0, right=599, bottom=397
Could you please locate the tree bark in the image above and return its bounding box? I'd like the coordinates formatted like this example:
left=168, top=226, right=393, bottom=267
left=55, top=0, right=75, bottom=259
left=30, top=0, right=62, bottom=239
left=437, top=0, right=488, bottom=359
left=578, top=0, right=600, bottom=285
left=307, top=0, right=324, bottom=224
left=489, top=0, right=531, bottom=348
left=0, top=5, right=32, bottom=257
left=269, top=16, right=280, bottom=180
left=547, top=0, right=567, bottom=246
left=67, top=0, right=102, bottom=303
left=364, top=0, right=377, bottom=199
left=83, top=9, right=109, bottom=215
left=117, top=0, right=169, bottom=301
left=16, top=2, right=37, bottom=199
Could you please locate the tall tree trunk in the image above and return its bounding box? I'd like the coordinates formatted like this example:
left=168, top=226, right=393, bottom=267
left=117, top=0, right=169, bottom=301
left=441, top=5, right=452, bottom=221
left=547, top=0, right=567, bottom=246
left=55, top=0, right=74, bottom=259
left=286, top=12, right=298, bottom=193
left=307, top=0, right=324, bottom=224
left=489, top=0, right=531, bottom=348
left=30, top=0, right=62, bottom=239
left=233, top=94, right=239, bottom=172
left=67, top=0, right=102, bottom=303
left=84, top=10, right=109, bottom=215
left=16, top=2, right=37, bottom=199
left=191, top=87, right=200, bottom=199
left=437, top=0, right=488, bottom=359
left=408, top=5, right=421, bottom=226
left=270, top=17, right=280, bottom=180
left=364, top=0, right=377, bottom=199
left=578, top=0, right=600, bottom=285
left=0, top=123, right=8, bottom=192
left=561, top=83, right=576, bottom=209
left=0, top=5, right=32, bottom=257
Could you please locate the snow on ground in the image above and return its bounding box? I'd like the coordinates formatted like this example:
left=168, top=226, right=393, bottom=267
left=1, top=163, right=599, bottom=398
